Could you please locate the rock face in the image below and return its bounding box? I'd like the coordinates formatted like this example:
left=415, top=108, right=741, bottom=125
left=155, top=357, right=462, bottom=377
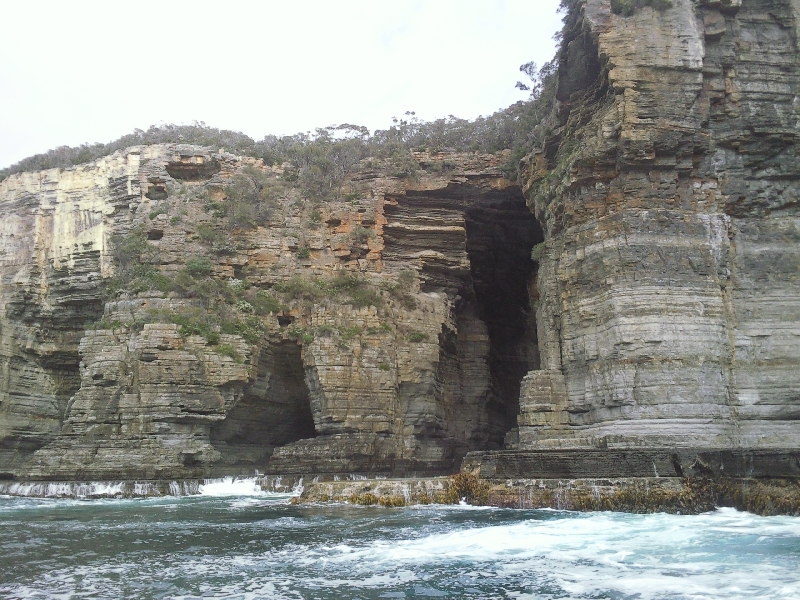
left=0, top=150, right=143, bottom=474
left=1, top=0, right=798, bottom=482
left=0, top=146, right=541, bottom=479
left=514, top=0, right=800, bottom=450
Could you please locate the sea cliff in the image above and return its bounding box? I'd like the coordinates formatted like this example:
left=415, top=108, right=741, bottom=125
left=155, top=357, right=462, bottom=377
left=1, top=0, right=799, bottom=509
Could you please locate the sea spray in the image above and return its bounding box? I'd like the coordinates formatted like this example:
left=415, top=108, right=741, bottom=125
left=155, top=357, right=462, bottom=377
left=0, top=475, right=308, bottom=499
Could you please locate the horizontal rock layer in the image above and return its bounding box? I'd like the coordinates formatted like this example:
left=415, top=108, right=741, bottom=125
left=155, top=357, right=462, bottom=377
left=0, top=147, right=541, bottom=479
left=512, top=0, right=800, bottom=451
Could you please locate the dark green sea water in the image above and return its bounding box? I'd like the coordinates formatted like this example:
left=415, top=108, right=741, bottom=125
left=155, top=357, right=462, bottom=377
left=1, top=480, right=799, bottom=599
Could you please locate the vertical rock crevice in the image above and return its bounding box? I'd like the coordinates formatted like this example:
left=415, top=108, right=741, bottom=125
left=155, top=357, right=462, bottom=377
left=463, top=201, right=543, bottom=446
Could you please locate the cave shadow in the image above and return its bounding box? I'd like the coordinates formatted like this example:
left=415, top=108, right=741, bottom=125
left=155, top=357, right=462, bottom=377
left=462, top=193, right=543, bottom=448
left=210, top=340, right=316, bottom=470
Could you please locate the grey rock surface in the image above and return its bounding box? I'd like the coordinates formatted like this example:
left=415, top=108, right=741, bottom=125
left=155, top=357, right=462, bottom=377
left=514, top=0, right=800, bottom=451
left=0, top=0, right=798, bottom=481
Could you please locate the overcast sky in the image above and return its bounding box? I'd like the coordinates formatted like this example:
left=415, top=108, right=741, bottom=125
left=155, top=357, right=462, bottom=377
left=0, top=0, right=563, bottom=169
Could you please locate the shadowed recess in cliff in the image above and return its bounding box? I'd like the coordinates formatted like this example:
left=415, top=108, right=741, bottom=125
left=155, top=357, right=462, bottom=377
left=382, top=182, right=542, bottom=455
left=210, top=340, right=315, bottom=469
left=464, top=198, right=542, bottom=445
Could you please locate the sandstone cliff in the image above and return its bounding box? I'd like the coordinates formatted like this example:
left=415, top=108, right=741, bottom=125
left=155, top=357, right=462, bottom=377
left=0, top=146, right=541, bottom=479
left=1, top=0, right=798, bottom=482
left=512, top=0, right=800, bottom=450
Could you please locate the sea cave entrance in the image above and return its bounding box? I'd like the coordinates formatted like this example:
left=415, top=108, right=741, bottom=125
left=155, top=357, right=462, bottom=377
left=210, top=340, right=316, bottom=469
left=463, top=194, right=543, bottom=448
left=380, top=180, right=544, bottom=460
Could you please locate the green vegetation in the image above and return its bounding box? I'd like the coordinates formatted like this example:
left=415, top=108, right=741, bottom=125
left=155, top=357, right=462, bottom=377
left=531, top=242, right=546, bottom=262
left=378, top=363, right=391, bottom=372
left=610, top=0, right=673, bottom=16
left=251, top=290, right=282, bottom=315
left=287, top=326, right=315, bottom=344
left=102, top=224, right=281, bottom=347
left=219, top=166, right=280, bottom=230
left=220, top=315, right=266, bottom=344
left=307, top=209, right=322, bottom=230
left=278, top=125, right=371, bottom=199
left=316, top=325, right=335, bottom=337
left=407, top=331, right=428, bottom=343
left=185, top=257, right=213, bottom=278
left=103, top=226, right=173, bottom=297
left=194, top=223, right=238, bottom=255
left=216, top=343, right=242, bottom=362
left=349, top=225, right=375, bottom=245
left=273, top=272, right=382, bottom=309
left=385, top=269, right=418, bottom=309
left=338, top=325, right=362, bottom=342
left=196, top=223, right=225, bottom=244
left=167, top=307, right=221, bottom=344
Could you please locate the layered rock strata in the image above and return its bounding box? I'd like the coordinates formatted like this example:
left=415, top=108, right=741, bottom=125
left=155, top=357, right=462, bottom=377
left=511, top=0, right=800, bottom=451
left=1, top=0, right=798, bottom=484
left=0, top=146, right=541, bottom=479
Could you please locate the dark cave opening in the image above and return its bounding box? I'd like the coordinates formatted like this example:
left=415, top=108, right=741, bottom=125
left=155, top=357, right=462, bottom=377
left=464, top=195, right=543, bottom=447
left=383, top=184, right=544, bottom=456
left=210, top=340, right=316, bottom=469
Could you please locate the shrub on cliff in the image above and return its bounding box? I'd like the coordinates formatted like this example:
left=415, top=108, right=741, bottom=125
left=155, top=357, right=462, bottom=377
left=349, top=225, right=375, bottom=245
left=220, top=166, right=279, bottom=230
left=273, top=273, right=383, bottom=309
left=251, top=290, right=282, bottom=315
left=220, top=315, right=265, bottom=344
left=185, top=257, right=213, bottom=278
left=215, top=343, right=242, bottom=362
left=104, top=226, right=175, bottom=297
left=273, top=125, right=370, bottom=200
left=385, top=270, right=418, bottom=309
left=610, top=0, right=673, bottom=16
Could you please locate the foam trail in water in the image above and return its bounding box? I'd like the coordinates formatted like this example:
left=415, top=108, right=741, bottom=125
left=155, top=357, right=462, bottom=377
left=1, top=481, right=126, bottom=498
left=289, top=508, right=800, bottom=598
left=199, top=477, right=267, bottom=497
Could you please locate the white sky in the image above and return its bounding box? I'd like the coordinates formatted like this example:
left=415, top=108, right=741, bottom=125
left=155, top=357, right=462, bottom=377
left=0, top=0, right=563, bottom=169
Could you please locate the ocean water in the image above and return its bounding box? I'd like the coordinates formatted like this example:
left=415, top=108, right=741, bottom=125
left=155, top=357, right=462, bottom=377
left=1, top=479, right=799, bottom=599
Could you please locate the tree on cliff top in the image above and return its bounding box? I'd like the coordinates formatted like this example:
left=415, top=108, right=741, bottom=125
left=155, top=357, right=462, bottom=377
left=0, top=60, right=559, bottom=183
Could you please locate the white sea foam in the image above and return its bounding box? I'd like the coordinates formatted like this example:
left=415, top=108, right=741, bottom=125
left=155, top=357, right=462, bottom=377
left=2, top=500, right=798, bottom=600
left=198, top=476, right=268, bottom=497
left=1, top=481, right=126, bottom=498
left=252, top=508, right=800, bottom=598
